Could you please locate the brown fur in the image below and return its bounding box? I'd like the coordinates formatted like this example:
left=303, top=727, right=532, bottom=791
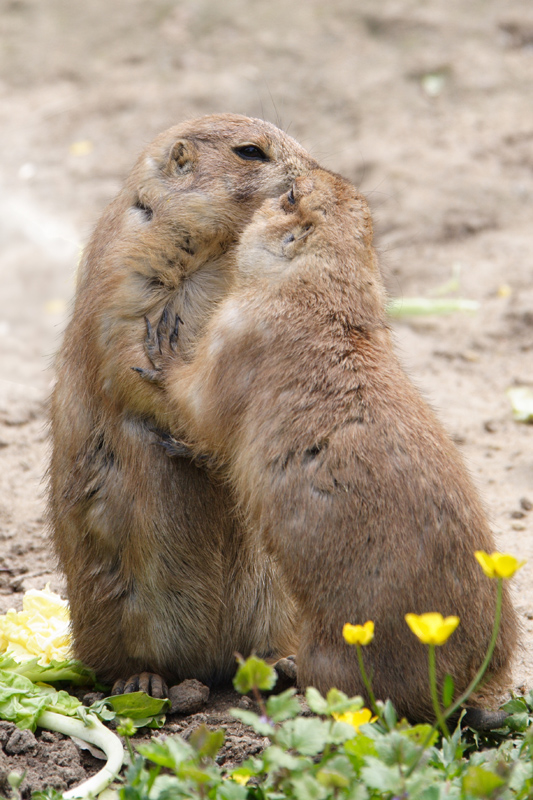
left=146, top=169, right=518, bottom=721
left=49, top=114, right=319, bottom=686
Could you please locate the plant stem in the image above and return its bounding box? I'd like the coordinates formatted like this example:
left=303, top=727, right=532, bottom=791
left=37, top=710, right=124, bottom=799
left=428, top=645, right=450, bottom=739
left=405, top=578, right=504, bottom=779
left=356, top=644, right=380, bottom=720
left=443, top=578, right=503, bottom=722
left=251, top=684, right=268, bottom=718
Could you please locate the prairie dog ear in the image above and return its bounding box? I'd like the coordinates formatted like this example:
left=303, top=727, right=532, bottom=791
left=163, top=139, right=197, bottom=176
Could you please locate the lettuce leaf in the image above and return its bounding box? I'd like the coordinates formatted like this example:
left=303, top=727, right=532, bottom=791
left=0, top=651, right=95, bottom=685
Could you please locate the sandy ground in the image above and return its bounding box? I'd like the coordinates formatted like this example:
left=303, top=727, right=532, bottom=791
left=0, top=0, right=532, bottom=793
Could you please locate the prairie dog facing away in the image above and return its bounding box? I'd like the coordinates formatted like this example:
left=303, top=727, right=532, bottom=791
left=49, top=114, right=319, bottom=691
left=137, top=168, right=518, bottom=721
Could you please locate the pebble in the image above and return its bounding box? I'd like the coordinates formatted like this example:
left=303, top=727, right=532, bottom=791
left=5, top=728, right=37, bottom=755
left=169, top=679, right=210, bottom=715
left=0, top=721, right=16, bottom=747
left=82, top=691, right=106, bottom=706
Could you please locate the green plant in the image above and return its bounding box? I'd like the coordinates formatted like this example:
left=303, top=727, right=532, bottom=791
left=106, top=657, right=533, bottom=800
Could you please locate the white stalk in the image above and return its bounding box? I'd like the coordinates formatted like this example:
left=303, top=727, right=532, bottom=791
left=37, top=710, right=125, bottom=798
left=387, top=297, right=479, bottom=317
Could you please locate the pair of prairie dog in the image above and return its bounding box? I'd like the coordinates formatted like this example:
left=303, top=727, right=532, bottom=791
left=136, top=168, right=518, bottom=722
left=49, top=112, right=517, bottom=720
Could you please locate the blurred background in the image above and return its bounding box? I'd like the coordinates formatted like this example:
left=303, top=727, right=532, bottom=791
left=0, top=0, right=532, bottom=682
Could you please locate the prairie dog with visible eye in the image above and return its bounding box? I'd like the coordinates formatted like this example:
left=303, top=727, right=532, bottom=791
left=49, top=114, right=319, bottom=693
left=139, top=168, right=518, bottom=721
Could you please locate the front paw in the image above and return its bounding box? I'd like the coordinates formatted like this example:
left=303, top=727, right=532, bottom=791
left=159, top=432, right=215, bottom=469
left=132, top=308, right=182, bottom=386
left=112, top=671, right=169, bottom=699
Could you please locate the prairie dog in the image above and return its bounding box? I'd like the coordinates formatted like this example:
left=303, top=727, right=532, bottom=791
left=140, top=169, right=518, bottom=721
left=49, top=115, right=319, bottom=689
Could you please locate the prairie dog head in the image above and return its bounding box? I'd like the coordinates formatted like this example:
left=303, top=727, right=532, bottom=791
left=122, top=114, right=319, bottom=280
left=236, top=169, right=375, bottom=282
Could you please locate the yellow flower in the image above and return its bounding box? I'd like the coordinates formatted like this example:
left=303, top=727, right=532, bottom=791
left=342, top=621, right=374, bottom=646
left=333, top=708, right=377, bottom=733
left=0, top=586, right=72, bottom=664
left=474, top=551, right=526, bottom=580
left=405, top=613, right=460, bottom=645
left=231, top=773, right=250, bottom=786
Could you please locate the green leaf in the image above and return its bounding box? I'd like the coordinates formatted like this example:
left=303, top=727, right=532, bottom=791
left=290, top=772, right=328, bottom=800
left=230, top=708, right=274, bottom=735
left=462, top=765, right=506, bottom=797
left=344, top=733, right=378, bottom=763
left=329, top=720, right=361, bottom=745
left=189, top=724, right=225, bottom=758
left=178, top=763, right=217, bottom=785
left=360, top=756, right=403, bottom=793
left=382, top=700, right=398, bottom=730
left=305, top=687, right=328, bottom=715
left=442, top=674, right=455, bottom=708
left=500, top=696, right=528, bottom=714
left=266, top=688, right=301, bottom=722
left=400, top=723, right=438, bottom=748
left=0, top=653, right=96, bottom=686
left=275, top=717, right=328, bottom=756
left=233, top=656, right=277, bottom=693
left=306, top=686, right=365, bottom=718
left=262, top=744, right=303, bottom=771
left=324, top=687, right=364, bottom=716
left=316, top=755, right=354, bottom=789
left=137, top=735, right=193, bottom=769
left=0, top=668, right=82, bottom=731
left=217, top=780, right=249, bottom=800
left=375, top=730, right=418, bottom=767
left=102, top=691, right=170, bottom=720
left=506, top=712, right=529, bottom=732
left=343, top=784, right=369, bottom=800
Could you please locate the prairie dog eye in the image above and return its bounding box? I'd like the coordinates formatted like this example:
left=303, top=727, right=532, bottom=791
left=287, top=186, right=296, bottom=205
left=233, top=144, right=270, bottom=162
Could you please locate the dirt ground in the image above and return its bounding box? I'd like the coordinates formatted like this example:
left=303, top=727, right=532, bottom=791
left=1, top=0, right=532, bottom=793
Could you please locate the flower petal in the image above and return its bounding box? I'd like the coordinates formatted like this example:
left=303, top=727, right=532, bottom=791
left=475, top=551, right=526, bottom=579
left=405, top=613, right=460, bottom=645
left=342, top=621, right=374, bottom=646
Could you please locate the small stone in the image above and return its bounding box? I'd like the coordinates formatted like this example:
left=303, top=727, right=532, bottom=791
left=38, top=731, right=58, bottom=744
left=0, top=749, right=11, bottom=798
left=512, top=522, right=526, bottom=531
left=169, top=679, right=209, bottom=715
left=511, top=510, right=526, bottom=519
left=520, top=497, right=532, bottom=512
left=0, top=721, right=16, bottom=747
left=238, top=696, right=254, bottom=710
left=5, top=728, right=37, bottom=755
left=82, top=691, right=106, bottom=706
